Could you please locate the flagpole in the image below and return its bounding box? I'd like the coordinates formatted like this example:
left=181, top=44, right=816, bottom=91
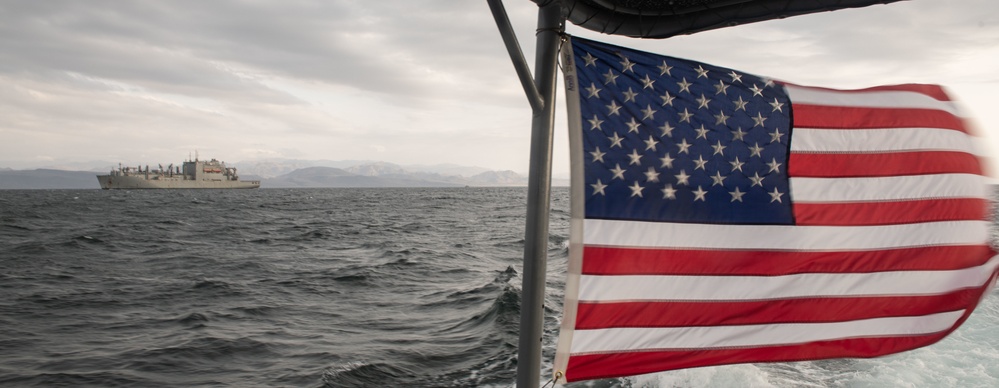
left=517, top=1, right=562, bottom=387
left=486, top=0, right=563, bottom=385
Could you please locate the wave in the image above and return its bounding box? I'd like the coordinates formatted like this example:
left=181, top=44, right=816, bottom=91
left=0, top=371, right=156, bottom=387
left=176, top=312, right=210, bottom=324
left=192, top=279, right=233, bottom=290
left=321, top=361, right=417, bottom=387
left=187, top=279, right=249, bottom=298
left=73, top=235, right=105, bottom=243
left=2, top=223, right=33, bottom=232
left=432, top=266, right=522, bottom=336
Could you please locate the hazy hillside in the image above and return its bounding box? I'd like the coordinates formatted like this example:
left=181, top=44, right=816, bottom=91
left=264, top=167, right=464, bottom=188
left=0, top=169, right=101, bottom=189
left=260, top=162, right=530, bottom=188
left=236, top=159, right=496, bottom=179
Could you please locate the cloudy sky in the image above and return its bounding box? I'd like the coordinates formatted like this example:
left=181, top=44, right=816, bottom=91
left=2, top=0, right=998, bottom=177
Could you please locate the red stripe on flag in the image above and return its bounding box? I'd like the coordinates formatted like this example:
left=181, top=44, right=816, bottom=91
left=792, top=198, right=989, bottom=226
left=574, top=289, right=982, bottom=329
left=581, top=245, right=994, bottom=276
left=564, top=330, right=959, bottom=382
left=792, top=105, right=965, bottom=132
left=789, top=151, right=983, bottom=177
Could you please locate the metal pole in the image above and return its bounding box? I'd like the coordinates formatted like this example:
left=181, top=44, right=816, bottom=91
left=517, top=2, right=562, bottom=387
left=487, top=0, right=544, bottom=114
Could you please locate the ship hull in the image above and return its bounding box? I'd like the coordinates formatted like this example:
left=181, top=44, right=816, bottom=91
left=97, top=175, right=260, bottom=189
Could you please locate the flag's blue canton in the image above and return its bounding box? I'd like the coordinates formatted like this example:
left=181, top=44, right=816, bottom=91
left=572, top=38, right=793, bottom=224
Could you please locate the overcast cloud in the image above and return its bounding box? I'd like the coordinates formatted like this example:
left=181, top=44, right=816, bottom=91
left=2, top=0, right=997, bottom=176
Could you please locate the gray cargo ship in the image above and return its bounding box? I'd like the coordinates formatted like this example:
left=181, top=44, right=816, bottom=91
left=97, top=157, right=260, bottom=189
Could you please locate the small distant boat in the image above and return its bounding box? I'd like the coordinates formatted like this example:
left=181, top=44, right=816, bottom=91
left=97, top=156, right=259, bottom=189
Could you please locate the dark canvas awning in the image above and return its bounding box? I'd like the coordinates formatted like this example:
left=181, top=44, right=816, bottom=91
left=546, top=0, right=907, bottom=38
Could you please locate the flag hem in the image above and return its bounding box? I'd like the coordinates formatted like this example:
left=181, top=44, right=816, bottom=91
left=552, top=34, right=585, bottom=382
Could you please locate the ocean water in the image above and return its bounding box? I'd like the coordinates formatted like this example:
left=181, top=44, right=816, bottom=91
left=0, top=188, right=996, bottom=387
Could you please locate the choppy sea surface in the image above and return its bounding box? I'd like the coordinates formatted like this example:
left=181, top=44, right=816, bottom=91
left=1, top=188, right=997, bottom=387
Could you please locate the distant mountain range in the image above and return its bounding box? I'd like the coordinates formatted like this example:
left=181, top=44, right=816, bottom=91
left=262, top=165, right=528, bottom=188
left=0, top=169, right=103, bottom=189
left=235, top=159, right=495, bottom=179
left=0, top=160, right=567, bottom=189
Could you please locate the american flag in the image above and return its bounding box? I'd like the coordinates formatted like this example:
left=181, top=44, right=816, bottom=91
left=553, top=36, right=998, bottom=383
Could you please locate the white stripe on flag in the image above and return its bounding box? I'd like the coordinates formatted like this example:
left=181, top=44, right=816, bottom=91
left=569, top=310, right=965, bottom=354
left=577, top=255, right=999, bottom=301
left=789, top=173, right=988, bottom=203
left=791, top=127, right=982, bottom=155
left=583, top=219, right=990, bottom=251
left=785, top=85, right=962, bottom=115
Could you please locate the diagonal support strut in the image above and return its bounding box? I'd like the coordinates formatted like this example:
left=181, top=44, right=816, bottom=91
left=487, top=0, right=545, bottom=113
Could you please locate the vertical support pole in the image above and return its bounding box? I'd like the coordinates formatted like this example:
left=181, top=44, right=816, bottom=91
left=517, top=2, right=562, bottom=388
